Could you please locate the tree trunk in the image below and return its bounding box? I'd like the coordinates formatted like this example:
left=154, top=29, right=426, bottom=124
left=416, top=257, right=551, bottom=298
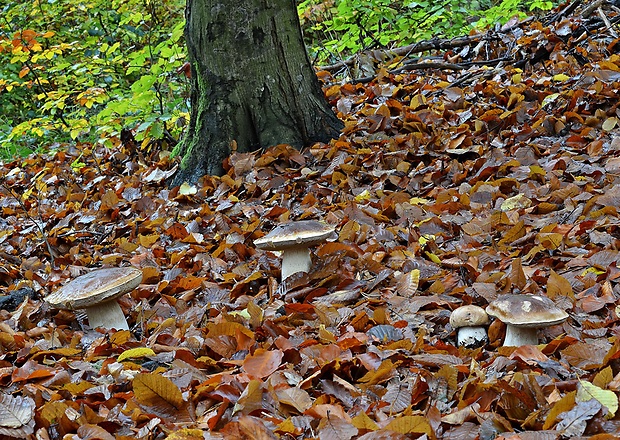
left=172, top=0, right=343, bottom=184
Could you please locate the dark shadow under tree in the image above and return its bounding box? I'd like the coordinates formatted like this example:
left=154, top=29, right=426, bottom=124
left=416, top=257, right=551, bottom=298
left=171, top=0, right=343, bottom=184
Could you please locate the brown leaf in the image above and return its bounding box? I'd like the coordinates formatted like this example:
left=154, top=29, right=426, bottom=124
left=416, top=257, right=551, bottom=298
left=75, top=424, right=116, bottom=440
left=242, top=348, right=283, bottom=378
left=546, top=269, right=574, bottom=301
left=318, top=415, right=358, bottom=440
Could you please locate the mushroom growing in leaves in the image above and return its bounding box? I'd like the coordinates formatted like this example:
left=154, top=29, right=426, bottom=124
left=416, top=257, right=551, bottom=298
left=254, top=220, right=335, bottom=280
left=45, top=267, right=143, bottom=331
left=450, top=305, right=489, bottom=347
left=486, top=294, right=569, bottom=347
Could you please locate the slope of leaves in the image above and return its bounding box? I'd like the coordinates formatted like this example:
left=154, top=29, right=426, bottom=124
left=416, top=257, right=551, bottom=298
left=2, top=2, right=620, bottom=439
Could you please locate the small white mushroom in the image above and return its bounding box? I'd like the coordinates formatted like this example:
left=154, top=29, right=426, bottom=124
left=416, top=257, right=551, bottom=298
left=45, top=267, right=142, bottom=331
left=486, top=294, right=569, bottom=347
left=254, top=220, right=335, bottom=280
left=450, top=305, right=489, bottom=347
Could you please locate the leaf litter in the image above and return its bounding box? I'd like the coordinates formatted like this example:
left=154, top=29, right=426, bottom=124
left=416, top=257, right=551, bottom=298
left=2, top=2, right=620, bottom=439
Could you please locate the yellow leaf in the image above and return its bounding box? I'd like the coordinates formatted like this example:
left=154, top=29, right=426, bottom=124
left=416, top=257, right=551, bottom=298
left=602, top=117, right=619, bottom=131
left=425, top=251, right=441, bottom=264
left=419, top=234, right=434, bottom=246
left=577, top=380, right=618, bottom=419
left=537, top=233, right=563, bottom=250
left=541, top=93, right=560, bottom=107
left=118, top=347, right=155, bottom=362
left=529, top=165, right=546, bottom=177
left=165, top=429, right=205, bottom=440
left=581, top=267, right=605, bottom=277
left=553, top=73, right=570, bottom=81
left=276, top=418, right=299, bottom=435
left=501, top=194, right=531, bottom=211
left=593, top=366, right=614, bottom=389
left=318, top=324, right=336, bottom=343
left=498, top=220, right=526, bottom=246
left=179, top=182, right=197, bottom=196
left=359, top=359, right=396, bottom=386
left=409, top=197, right=429, bottom=205
left=133, top=372, right=184, bottom=410
left=352, top=410, right=379, bottom=431
left=543, top=391, right=575, bottom=430
left=355, top=189, right=371, bottom=202
left=384, top=415, right=433, bottom=437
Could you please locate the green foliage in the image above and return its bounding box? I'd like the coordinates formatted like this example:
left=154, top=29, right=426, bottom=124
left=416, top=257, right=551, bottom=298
left=1, top=0, right=558, bottom=161
left=0, top=0, right=189, bottom=160
left=298, top=0, right=558, bottom=64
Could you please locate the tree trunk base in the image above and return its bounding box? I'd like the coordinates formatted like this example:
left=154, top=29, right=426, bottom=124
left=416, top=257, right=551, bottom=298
left=172, top=0, right=342, bottom=184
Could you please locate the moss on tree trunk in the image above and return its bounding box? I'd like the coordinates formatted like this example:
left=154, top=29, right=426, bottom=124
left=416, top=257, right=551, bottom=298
left=172, top=0, right=343, bottom=184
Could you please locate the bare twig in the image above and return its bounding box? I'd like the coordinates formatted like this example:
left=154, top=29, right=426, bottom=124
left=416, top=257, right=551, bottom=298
left=581, top=0, right=604, bottom=18
left=596, top=6, right=618, bottom=38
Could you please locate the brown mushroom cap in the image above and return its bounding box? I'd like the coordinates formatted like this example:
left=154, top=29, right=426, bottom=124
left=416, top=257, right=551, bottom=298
left=45, top=267, right=143, bottom=310
left=254, top=220, right=335, bottom=251
left=486, top=294, right=568, bottom=328
left=450, top=305, right=489, bottom=328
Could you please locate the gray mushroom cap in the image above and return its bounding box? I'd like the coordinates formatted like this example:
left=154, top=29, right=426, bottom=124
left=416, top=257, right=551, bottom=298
left=45, top=267, right=143, bottom=310
left=254, top=220, right=335, bottom=250
left=486, top=294, right=568, bottom=328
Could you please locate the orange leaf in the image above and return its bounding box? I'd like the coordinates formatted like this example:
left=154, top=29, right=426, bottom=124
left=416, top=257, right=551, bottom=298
left=242, top=349, right=283, bottom=378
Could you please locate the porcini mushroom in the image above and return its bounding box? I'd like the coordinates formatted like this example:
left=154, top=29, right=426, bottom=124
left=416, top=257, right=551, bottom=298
left=486, top=294, right=568, bottom=347
left=450, top=305, right=489, bottom=347
left=45, top=267, right=142, bottom=331
left=254, top=220, right=335, bottom=280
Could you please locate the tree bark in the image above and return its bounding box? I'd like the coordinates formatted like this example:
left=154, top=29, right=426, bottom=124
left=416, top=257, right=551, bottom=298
left=172, top=0, right=343, bottom=184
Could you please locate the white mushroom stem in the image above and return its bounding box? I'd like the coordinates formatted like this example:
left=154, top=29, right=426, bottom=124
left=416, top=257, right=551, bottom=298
left=85, top=300, right=129, bottom=330
left=457, top=327, right=488, bottom=347
left=503, top=325, right=538, bottom=346
left=281, top=247, right=312, bottom=280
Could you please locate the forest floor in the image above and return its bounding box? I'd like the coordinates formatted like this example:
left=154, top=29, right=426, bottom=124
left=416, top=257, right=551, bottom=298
left=1, top=1, right=620, bottom=439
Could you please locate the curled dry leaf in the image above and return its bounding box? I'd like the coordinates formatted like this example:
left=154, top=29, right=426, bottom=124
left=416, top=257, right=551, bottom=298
left=0, top=394, right=35, bottom=437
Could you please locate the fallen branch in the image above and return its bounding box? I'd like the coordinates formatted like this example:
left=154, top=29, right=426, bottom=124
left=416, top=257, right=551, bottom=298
left=320, top=34, right=488, bottom=73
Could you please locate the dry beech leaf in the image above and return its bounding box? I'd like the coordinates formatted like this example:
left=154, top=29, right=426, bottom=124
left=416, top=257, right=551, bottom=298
left=542, top=391, right=576, bottom=430
left=555, top=399, right=600, bottom=437
left=118, top=347, right=156, bottom=362
left=75, top=424, right=116, bottom=440
left=384, top=415, right=434, bottom=437
left=547, top=269, right=574, bottom=301
left=395, top=269, right=420, bottom=297
left=133, top=372, right=185, bottom=412
left=233, top=379, right=264, bottom=415
left=576, top=380, right=618, bottom=418
left=222, top=415, right=277, bottom=440
left=367, top=324, right=402, bottom=342
left=592, top=366, right=614, bottom=389
left=381, top=381, right=412, bottom=414
left=351, top=411, right=379, bottom=431
left=561, top=340, right=612, bottom=370
left=165, top=429, right=207, bottom=440
left=242, top=348, right=283, bottom=378
left=317, top=415, right=358, bottom=440
left=0, top=394, right=34, bottom=428
left=276, top=386, right=313, bottom=413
